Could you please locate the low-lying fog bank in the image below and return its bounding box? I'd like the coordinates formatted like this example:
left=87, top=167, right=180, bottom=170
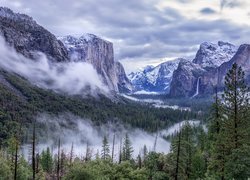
left=120, top=94, right=191, bottom=111
left=21, top=113, right=200, bottom=160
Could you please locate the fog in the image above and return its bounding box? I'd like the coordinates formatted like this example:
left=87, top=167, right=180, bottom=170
left=21, top=113, right=200, bottom=160
left=0, top=36, right=109, bottom=96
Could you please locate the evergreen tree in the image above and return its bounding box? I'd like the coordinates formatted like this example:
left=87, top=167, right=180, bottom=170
left=222, top=63, right=249, bottom=150
left=221, top=63, right=250, bottom=178
left=40, top=147, right=53, bottom=173
left=208, top=63, right=250, bottom=179
left=168, top=123, right=195, bottom=180
left=122, top=133, right=133, bottom=161
left=101, top=135, right=110, bottom=160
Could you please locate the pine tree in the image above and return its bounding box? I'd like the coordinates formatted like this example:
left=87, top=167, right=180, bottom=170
left=57, top=138, right=61, bottom=180
left=69, top=142, right=74, bottom=166
left=222, top=63, right=249, bottom=150
left=40, top=147, right=53, bottom=173
left=85, top=141, right=92, bottom=161
left=208, top=63, right=250, bottom=179
left=122, top=133, right=133, bottom=161
left=168, top=123, right=195, bottom=180
left=182, top=122, right=194, bottom=179
left=111, top=133, right=115, bottom=162
left=101, top=135, right=110, bottom=160
left=32, top=121, right=36, bottom=180
left=207, top=87, right=226, bottom=179
left=221, top=63, right=250, bottom=178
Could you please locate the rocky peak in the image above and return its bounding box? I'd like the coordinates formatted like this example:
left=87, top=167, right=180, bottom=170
left=0, top=7, right=35, bottom=24
left=169, top=60, right=205, bottom=97
left=193, top=41, right=236, bottom=68
left=59, top=35, right=131, bottom=92
left=128, top=58, right=181, bottom=93
left=115, top=62, right=133, bottom=93
left=0, top=7, right=69, bottom=62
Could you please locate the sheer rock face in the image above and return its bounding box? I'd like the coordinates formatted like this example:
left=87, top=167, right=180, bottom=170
left=170, top=43, right=250, bottom=97
left=115, top=61, right=133, bottom=93
left=0, top=7, right=69, bottom=62
left=58, top=35, right=132, bottom=92
left=169, top=60, right=205, bottom=97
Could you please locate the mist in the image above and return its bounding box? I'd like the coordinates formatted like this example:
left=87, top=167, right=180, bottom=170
left=21, top=113, right=200, bottom=160
left=0, top=36, right=109, bottom=96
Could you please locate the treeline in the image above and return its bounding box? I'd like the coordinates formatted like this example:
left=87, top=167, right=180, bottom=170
left=0, top=70, right=201, bottom=146
left=0, top=123, right=206, bottom=179
left=1, top=63, right=249, bottom=179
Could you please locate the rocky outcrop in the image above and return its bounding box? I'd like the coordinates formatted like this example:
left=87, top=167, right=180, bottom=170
left=169, top=60, right=205, bottom=97
left=0, top=7, right=68, bottom=62
left=115, top=62, right=133, bottom=93
left=193, top=41, right=236, bottom=68
left=58, top=35, right=132, bottom=92
left=128, top=59, right=181, bottom=93
left=170, top=42, right=250, bottom=97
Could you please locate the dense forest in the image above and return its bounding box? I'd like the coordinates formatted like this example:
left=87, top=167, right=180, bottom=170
left=0, top=69, right=201, bottom=146
left=0, top=63, right=250, bottom=179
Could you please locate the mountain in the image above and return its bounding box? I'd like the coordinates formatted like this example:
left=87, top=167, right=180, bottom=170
left=169, top=41, right=244, bottom=97
left=193, top=41, right=237, bottom=68
left=0, top=7, right=131, bottom=93
left=128, top=59, right=182, bottom=93
left=0, top=7, right=68, bottom=62
left=58, top=35, right=132, bottom=92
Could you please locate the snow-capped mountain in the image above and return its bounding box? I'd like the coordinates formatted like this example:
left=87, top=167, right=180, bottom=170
left=58, top=35, right=132, bottom=92
left=193, top=41, right=237, bottom=68
left=170, top=41, right=239, bottom=97
left=128, top=58, right=182, bottom=93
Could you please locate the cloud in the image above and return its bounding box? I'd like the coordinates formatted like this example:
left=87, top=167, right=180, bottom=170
left=220, top=0, right=242, bottom=10
left=200, top=7, right=216, bottom=15
left=21, top=113, right=200, bottom=159
left=21, top=113, right=171, bottom=159
left=0, top=0, right=250, bottom=73
left=0, top=36, right=109, bottom=96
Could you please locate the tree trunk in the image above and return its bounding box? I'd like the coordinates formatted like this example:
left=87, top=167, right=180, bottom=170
left=175, top=131, right=181, bottom=180
left=57, top=138, right=60, bottom=180
left=111, top=133, right=115, bottom=162
left=32, top=122, right=36, bottom=180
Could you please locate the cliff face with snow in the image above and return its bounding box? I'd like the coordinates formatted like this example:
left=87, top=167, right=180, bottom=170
left=193, top=41, right=237, bottom=68
left=58, top=35, right=132, bottom=92
left=0, top=7, right=131, bottom=94
left=0, top=7, right=68, bottom=62
left=169, top=41, right=242, bottom=97
left=128, top=59, right=181, bottom=93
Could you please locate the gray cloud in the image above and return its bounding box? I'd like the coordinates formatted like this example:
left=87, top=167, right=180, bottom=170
left=220, top=0, right=242, bottom=10
left=0, top=0, right=250, bottom=72
left=200, top=7, right=216, bottom=15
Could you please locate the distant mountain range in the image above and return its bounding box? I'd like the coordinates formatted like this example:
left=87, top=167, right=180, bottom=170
left=128, top=41, right=247, bottom=97
left=1, top=7, right=250, bottom=99
left=128, top=58, right=181, bottom=93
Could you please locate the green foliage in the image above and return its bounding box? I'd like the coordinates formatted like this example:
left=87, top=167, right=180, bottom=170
left=40, top=147, right=53, bottom=173
left=0, top=70, right=200, bottom=144
left=207, top=63, right=250, bottom=179
left=65, top=162, right=96, bottom=180
left=1, top=64, right=250, bottom=179
left=101, top=135, right=110, bottom=160
left=122, top=133, right=133, bottom=161
left=0, top=154, right=12, bottom=180
left=144, top=152, right=169, bottom=180
left=16, top=156, right=32, bottom=180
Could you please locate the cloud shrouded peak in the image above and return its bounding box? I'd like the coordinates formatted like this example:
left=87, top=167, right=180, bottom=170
left=0, top=0, right=250, bottom=72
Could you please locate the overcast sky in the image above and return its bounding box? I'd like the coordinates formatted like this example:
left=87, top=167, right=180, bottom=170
left=1, top=0, right=250, bottom=73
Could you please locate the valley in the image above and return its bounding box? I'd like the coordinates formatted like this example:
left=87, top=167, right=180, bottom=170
left=0, top=5, right=250, bottom=179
